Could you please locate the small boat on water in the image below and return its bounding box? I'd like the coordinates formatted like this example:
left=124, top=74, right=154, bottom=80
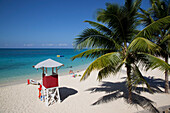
left=57, top=55, right=64, bottom=57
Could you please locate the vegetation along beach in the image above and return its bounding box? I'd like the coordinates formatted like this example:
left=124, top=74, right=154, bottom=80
left=0, top=0, right=169, bottom=113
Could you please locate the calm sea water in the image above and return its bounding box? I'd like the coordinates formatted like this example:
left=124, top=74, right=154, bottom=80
left=0, top=48, right=93, bottom=86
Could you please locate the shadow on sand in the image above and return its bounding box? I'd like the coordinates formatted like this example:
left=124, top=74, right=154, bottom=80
left=59, top=87, right=78, bottom=102
left=86, top=76, right=170, bottom=113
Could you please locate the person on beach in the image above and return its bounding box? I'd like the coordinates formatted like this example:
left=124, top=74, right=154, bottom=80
left=69, top=70, right=74, bottom=74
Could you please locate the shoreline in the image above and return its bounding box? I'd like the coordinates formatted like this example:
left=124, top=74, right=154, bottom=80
left=0, top=63, right=90, bottom=87
left=0, top=69, right=86, bottom=87
left=0, top=48, right=93, bottom=87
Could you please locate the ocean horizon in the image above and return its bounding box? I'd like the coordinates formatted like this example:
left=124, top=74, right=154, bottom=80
left=0, top=48, right=93, bottom=86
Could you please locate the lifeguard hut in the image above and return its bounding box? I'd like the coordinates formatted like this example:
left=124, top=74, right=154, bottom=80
left=33, top=58, right=64, bottom=106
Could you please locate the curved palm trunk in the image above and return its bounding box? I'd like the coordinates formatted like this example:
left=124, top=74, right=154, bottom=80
left=126, top=64, right=132, bottom=103
left=165, top=56, right=169, bottom=93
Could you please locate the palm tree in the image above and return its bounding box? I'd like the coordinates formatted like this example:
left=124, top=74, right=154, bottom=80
left=72, top=0, right=170, bottom=103
left=138, top=0, right=170, bottom=93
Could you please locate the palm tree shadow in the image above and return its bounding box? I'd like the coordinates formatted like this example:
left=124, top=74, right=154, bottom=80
left=87, top=76, right=169, bottom=113
left=59, top=87, right=78, bottom=102
left=142, top=76, right=168, bottom=93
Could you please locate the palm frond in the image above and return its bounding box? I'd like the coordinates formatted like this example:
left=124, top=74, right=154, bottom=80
left=125, top=0, right=141, bottom=16
left=80, top=52, right=122, bottom=81
left=133, top=0, right=142, bottom=10
left=97, top=3, right=131, bottom=42
left=135, top=16, right=170, bottom=39
left=138, top=8, right=154, bottom=26
left=74, top=28, right=120, bottom=50
left=128, top=37, right=160, bottom=54
left=152, top=0, right=170, bottom=19
left=159, top=34, right=170, bottom=56
left=71, top=49, right=114, bottom=60
left=165, top=27, right=170, bottom=36
left=168, top=1, right=170, bottom=16
left=139, top=8, right=150, bottom=15
left=96, top=1, right=141, bottom=44
left=134, top=30, right=140, bottom=34
left=84, top=20, right=113, bottom=36
left=151, top=1, right=161, bottom=19
left=96, top=3, right=120, bottom=23
left=137, top=53, right=170, bottom=72
left=98, top=61, right=125, bottom=81
left=160, top=34, right=170, bottom=45
left=98, top=65, right=116, bottom=81
left=131, top=64, right=152, bottom=93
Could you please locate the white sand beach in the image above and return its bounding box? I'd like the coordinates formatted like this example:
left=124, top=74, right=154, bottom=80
left=0, top=68, right=170, bottom=113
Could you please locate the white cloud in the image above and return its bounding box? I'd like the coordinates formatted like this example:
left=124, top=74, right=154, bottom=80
left=41, top=43, right=68, bottom=47
left=24, top=44, right=33, bottom=47
left=57, top=43, right=68, bottom=47
left=41, top=44, right=55, bottom=46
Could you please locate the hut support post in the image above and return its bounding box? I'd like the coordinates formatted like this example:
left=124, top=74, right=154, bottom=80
left=52, top=67, right=54, bottom=74
left=46, top=67, right=47, bottom=74
left=56, top=67, right=58, bottom=74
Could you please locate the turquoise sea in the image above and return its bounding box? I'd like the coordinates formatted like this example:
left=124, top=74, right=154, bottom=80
left=0, top=49, right=93, bottom=86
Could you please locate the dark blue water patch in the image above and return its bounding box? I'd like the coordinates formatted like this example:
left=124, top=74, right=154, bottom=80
left=0, top=62, right=31, bottom=70
left=0, top=49, right=84, bottom=58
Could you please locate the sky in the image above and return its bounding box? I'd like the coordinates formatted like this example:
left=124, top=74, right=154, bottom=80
left=0, top=0, right=151, bottom=48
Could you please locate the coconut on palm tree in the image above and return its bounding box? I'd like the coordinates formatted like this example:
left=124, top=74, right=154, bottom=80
left=72, top=0, right=170, bottom=103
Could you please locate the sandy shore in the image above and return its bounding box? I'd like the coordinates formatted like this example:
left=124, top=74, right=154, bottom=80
left=0, top=67, right=170, bottom=113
